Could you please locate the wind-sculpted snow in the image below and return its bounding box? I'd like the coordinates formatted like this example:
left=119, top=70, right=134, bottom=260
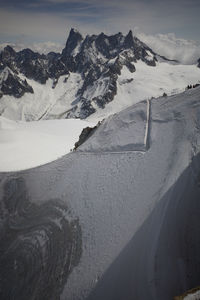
left=0, top=177, right=82, bottom=300
left=0, top=87, right=200, bottom=299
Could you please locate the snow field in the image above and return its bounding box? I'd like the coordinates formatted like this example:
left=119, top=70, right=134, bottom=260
left=1, top=60, right=200, bottom=123
left=0, top=117, right=93, bottom=171
left=88, top=60, right=200, bottom=121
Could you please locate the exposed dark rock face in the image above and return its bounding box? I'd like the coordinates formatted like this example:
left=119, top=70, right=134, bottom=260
left=0, top=46, right=17, bottom=71
left=79, top=98, right=96, bottom=118
left=16, top=48, right=49, bottom=84
left=0, top=68, right=34, bottom=98
left=0, top=29, right=173, bottom=118
left=74, top=121, right=101, bottom=150
left=62, top=28, right=83, bottom=58
left=119, top=78, right=134, bottom=85
left=0, top=178, right=82, bottom=300
left=197, top=58, right=200, bottom=68
left=0, top=47, right=69, bottom=85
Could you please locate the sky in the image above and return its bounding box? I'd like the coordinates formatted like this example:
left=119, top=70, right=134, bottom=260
left=0, top=0, right=200, bottom=63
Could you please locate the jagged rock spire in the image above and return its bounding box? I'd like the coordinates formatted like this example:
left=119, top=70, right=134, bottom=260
left=124, top=30, right=134, bottom=48
left=197, top=58, right=200, bottom=68
left=62, top=28, right=83, bottom=56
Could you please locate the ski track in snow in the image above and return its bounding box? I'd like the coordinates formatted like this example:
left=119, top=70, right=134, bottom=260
left=144, top=99, right=151, bottom=149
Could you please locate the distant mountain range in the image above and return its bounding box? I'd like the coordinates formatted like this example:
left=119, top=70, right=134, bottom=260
left=0, top=28, right=199, bottom=121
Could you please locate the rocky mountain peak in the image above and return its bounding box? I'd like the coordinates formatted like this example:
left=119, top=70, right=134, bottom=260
left=0, top=46, right=16, bottom=63
left=62, top=28, right=83, bottom=57
left=124, top=30, right=134, bottom=48
left=0, top=66, right=33, bottom=98
left=3, top=45, right=16, bottom=56
left=18, top=48, right=43, bottom=60
left=0, top=29, right=189, bottom=120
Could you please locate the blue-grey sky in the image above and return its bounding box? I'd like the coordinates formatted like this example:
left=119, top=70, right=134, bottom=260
left=0, top=0, right=200, bottom=63
left=0, top=0, right=200, bottom=42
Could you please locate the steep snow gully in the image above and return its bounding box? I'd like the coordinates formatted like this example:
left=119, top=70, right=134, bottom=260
left=0, top=87, right=200, bottom=300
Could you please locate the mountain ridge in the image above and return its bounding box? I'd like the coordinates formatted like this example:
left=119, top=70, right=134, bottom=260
left=0, top=28, right=199, bottom=121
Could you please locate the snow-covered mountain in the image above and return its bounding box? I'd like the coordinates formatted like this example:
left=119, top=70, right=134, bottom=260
left=0, top=86, right=200, bottom=300
left=0, top=28, right=200, bottom=121
left=0, top=66, right=33, bottom=98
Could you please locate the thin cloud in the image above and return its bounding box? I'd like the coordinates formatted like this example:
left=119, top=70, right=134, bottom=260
left=136, top=32, right=200, bottom=64
left=0, top=41, right=64, bottom=54
left=1, top=29, right=199, bottom=66
left=0, top=0, right=199, bottom=60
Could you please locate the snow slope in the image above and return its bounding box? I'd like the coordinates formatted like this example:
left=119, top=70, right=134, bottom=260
left=0, top=73, right=83, bottom=121
left=0, top=117, right=93, bottom=171
left=0, top=60, right=200, bottom=122
left=0, top=87, right=200, bottom=300
left=79, top=100, right=150, bottom=152
left=88, top=60, right=200, bottom=121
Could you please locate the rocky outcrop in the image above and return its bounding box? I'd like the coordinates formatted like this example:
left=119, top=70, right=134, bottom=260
left=74, top=121, right=101, bottom=150
left=62, top=28, right=83, bottom=58
left=0, top=67, right=33, bottom=98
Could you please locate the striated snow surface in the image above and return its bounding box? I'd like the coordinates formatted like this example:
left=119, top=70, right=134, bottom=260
left=0, top=87, right=200, bottom=300
left=63, top=87, right=200, bottom=300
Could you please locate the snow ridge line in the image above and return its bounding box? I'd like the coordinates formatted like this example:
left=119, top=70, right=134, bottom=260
left=75, top=150, right=146, bottom=155
left=144, top=99, right=151, bottom=150
left=76, top=100, right=152, bottom=154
